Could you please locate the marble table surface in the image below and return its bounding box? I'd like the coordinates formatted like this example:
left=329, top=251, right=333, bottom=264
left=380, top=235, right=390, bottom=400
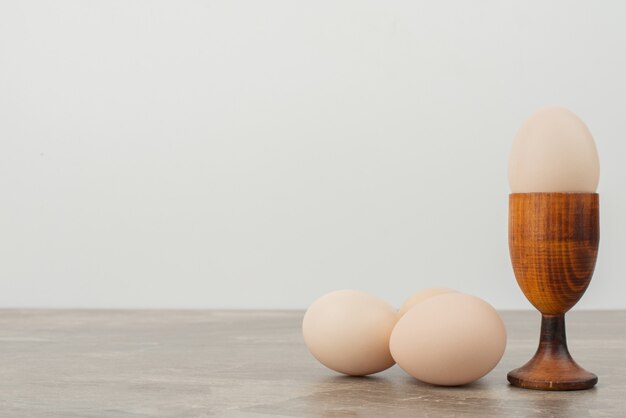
left=0, top=310, right=624, bottom=417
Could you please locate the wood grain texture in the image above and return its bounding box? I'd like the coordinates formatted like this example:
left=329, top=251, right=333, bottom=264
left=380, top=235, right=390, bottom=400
left=0, top=310, right=625, bottom=417
left=508, top=193, right=599, bottom=390
left=509, top=193, right=599, bottom=315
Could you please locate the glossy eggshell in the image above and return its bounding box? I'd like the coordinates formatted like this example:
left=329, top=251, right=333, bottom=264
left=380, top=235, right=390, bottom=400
left=508, top=107, right=599, bottom=193
left=390, top=293, right=506, bottom=386
left=302, top=290, right=398, bottom=376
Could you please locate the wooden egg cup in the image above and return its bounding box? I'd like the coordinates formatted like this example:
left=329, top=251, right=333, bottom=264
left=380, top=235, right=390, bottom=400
left=507, top=193, right=599, bottom=391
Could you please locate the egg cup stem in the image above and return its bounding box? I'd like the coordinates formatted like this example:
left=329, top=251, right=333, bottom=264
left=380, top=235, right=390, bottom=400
left=507, top=193, right=599, bottom=391
left=507, top=314, right=597, bottom=390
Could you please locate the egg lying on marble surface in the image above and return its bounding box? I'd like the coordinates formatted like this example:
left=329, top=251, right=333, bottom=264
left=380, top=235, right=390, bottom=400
left=508, top=107, right=600, bottom=193
left=302, top=290, right=397, bottom=376
left=390, top=293, right=506, bottom=386
left=398, top=287, right=456, bottom=317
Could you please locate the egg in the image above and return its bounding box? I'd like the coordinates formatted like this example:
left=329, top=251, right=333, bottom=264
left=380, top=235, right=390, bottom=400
left=508, top=107, right=600, bottom=192
left=302, top=290, right=397, bottom=376
left=398, top=288, right=456, bottom=317
left=390, top=293, right=506, bottom=386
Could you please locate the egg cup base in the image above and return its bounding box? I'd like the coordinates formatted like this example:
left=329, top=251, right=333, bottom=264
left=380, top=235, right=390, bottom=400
left=508, top=362, right=597, bottom=391
left=507, top=315, right=597, bottom=391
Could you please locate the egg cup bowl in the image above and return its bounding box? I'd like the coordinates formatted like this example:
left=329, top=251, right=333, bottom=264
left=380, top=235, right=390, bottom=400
left=507, top=193, right=599, bottom=390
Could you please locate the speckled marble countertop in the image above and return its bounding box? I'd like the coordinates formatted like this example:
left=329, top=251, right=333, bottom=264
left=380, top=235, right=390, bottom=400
left=0, top=310, right=624, bottom=417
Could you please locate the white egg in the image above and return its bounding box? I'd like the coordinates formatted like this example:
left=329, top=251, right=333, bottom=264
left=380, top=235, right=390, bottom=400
left=302, top=290, right=397, bottom=376
left=508, top=107, right=599, bottom=193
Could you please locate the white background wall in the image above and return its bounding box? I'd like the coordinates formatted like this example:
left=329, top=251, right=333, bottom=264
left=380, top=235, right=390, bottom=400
left=1, top=1, right=625, bottom=310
